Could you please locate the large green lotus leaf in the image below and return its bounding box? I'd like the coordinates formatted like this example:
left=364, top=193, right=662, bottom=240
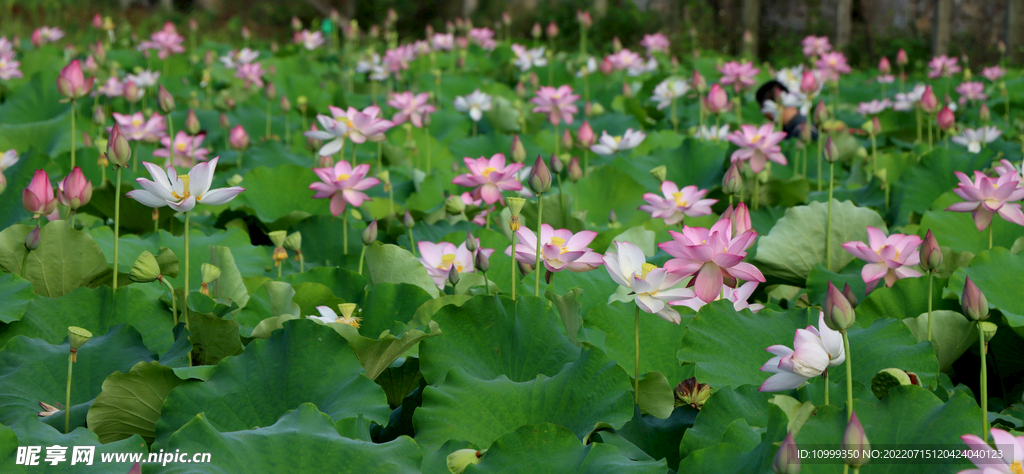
left=186, top=294, right=244, bottom=366
left=0, top=110, right=71, bottom=160
left=377, top=357, right=425, bottom=408
left=855, top=275, right=959, bottom=328
left=464, top=422, right=667, bottom=474
left=0, top=222, right=108, bottom=297
left=639, top=137, right=729, bottom=191
left=677, top=301, right=939, bottom=390
left=419, top=295, right=580, bottom=384
left=753, top=200, right=886, bottom=283
left=326, top=320, right=442, bottom=380
left=903, top=310, right=977, bottom=373
left=209, top=246, right=249, bottom=308
left=154, top=319, right=389, bottom=448
left=413, top=347, right=634, bottom=450
left=0, top=419, right=148, bottom=474
left=0, top=286, right=174, bottom=356
left=547, top=288, right=584, bottom=347
left=919, top=193, right=1024, bottom=254
left=0, top=325, right=157, bottom=428
left=794, top=387, right=984, bottom=474
left=232, top=165, right=329, bottom=224
left=678, top=385, right=774, bottom=455
left=677, top=390, right=790, bottom=474
left=157, top=403, right=422, bottom=474
left=364, top=243, right=440, bottom=298
left=86, top=361, right=183, bottom=445
left=575, top=165, right=648, bottom=229
left=234, top=280, right=300, bottom=331
left=893, top=146, right=993, bottom=225
left=291, top=215, right=376, bottom=263
left=581, top=301, right=693, bottom=385
left=961, top=248, right=1024, bottom=334
left=544, top=263, right=621, bottom=318
left=358, top=283, right=434, bottom=338
left=282, top=267, right=368, bottom=302
left=603, top=406, right=699, bottom=472
left=0, top=71, right=70, bottom=124
left=0, top=273, right=34, bottom=324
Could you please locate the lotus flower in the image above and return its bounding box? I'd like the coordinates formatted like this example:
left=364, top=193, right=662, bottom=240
left=23, top=170, right=58, bottom=217
left=927, top=55, right=961, bottom=79
left=1, top=149, right=18, bottom=171
left=235, top=62, right=265, bottom=88
left=309, top=305, right=361, bottom=328
left=993, top=159, right=1022, bottom=180
left=432, top=33, right=454, bottom=51
left=57, top=60, right=94, bottom=100
left=454, top=90, right=493, bottom=122
left=126, top=157, right=244, bottom=212
left=459, top=192, right=492, bottom=226
left=801, top=36, right=832, bottom=58
left=590, top=129, right=646, bottom=155
left=893, top=84, right=927, bottom=111
left=125, top=70, right=160, bottom=88
left=0, top=55, right=22, bottom=81
left=857, top=99, right=891, bottom=116
left=329, top=105, right=394, bottom=143
left=671, top=281, right=765, bottom=313
left=356, top=54, right=389, bottom=82
left=956, top=82, right=988, bottom=105
left=726, top=123, right=788, bottom=173
left=981, top=66, right=1006, bottom=82
left=841, top=227, right=923, bottom=292
left=229, top=125, right=250, bottom=150
left=219, top=48, right=259, bottom=69
left=451, top=154, right=523, bottom=204
left=138, top=22, right=184, bottom=59
left=718, top=61, right=760, bottom=92
left=694, top=124, right=730, bottom=141
left=759, top=312, right=845, bottom=391
left=639, top=181, right=717, bottom=225
left=505, top=224, right=603, bottom=272
left=640, top=33, right=670, bottom=54
left=660, top=219, right=765, bottom=303
left=957, top=428, right=1024, bottom=474
left=606, top=49, right=642, bottom=71
left=816, top=52, right=851, bottom=81
left=112, top=112, right=167, bottom=142
left=153, top=131, right=210, bottom=166
left=382, top=45, right=416, bottom=73
left=31, top=26, right=64, bottom=47
left=530, top=85, right=580, bottom=126
left=309, top=160, right=379, bottom=217
left=603, top=241, right=691, bottom=324
left=951, top=127, right=1002, bottom=153
left=294, top=30, right=325, bottom=50
left=468, top=28, right=496, bottom=50
left=388, top=91, right=436, bottom=128
left=945, top=171, right=1024, bottom=231
left=511, top=44, right=548, bottom=71
left=418, top=240, right=494, bottom=288
left=651, top=78, right=690, bottom=110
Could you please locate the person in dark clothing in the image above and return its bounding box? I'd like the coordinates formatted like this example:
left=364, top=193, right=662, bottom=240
left=755, top=80, right=817, bottom=140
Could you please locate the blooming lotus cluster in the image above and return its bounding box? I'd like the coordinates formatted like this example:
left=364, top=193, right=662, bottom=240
left=591, top=129, right=646, bottom=155
left=383, top=45, right=417, bottom=73
left=759, top=313, right=845, bottom=391
left=127, top=157, right=244, bottom=212
left=309, top=160, right=379, bottom=217
left=605, top=49, right=656, bottom=76
left=451, top=154, right=523, bottom=204
left=842, top=227, right=922, bottom=292
left=718, top=61, right=760, bottom=92
left=511, top=44, right=548, bottom=72
left=418, top=240, right=494, bottom=288
left=726, top=124, right=788, bottom=173
left=454, top=90, right=493, bottom=122
left=639, top=181, right=717, bottom=226
left=660, top=218, right=765, bottom=303
left=952, top=127, right=1001, bottom=153
left=468, top=28, right=496, bottom=50
left=506, top=224, right=603, bottom=273
left=530, top=85, right=579, bottom=126
left=138, top=22, right=184, bottom=59
left=431, top=33, right=454, bottom=51
left=945, top=171, right=1024, bottom=231
left=388, top=91, right=436, bottom=128
left=154, top=131, right=210, bottom=166
left=604, top=241, right=691, bottom=323
left=294, top=30, right=325, bottom=50
left=927, top=55, right=961, bottom=78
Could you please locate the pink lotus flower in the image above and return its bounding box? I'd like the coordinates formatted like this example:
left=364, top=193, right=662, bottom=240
left=0, top=55, right=23, bottom=81
left=857, top=99, right=891, bottom=116
left=57, top=167, right=93, bottom=210
left=956, top=82, right=987, bottom=105
left=945, top=171, right=1024, bottom=231
left=388, top=91, right=436, bottom=128
left=506, top=224, right=603, bottom=272
left=718, top=61, right=760, bottom=93
left=993, top=159, right=1022, bottom=180
left=138, top=22, right=184, bottom=59
left=841, top=227, right=922, bottom=292
left=432, top=33, right=454, bottom=51
left=590, top=129, right=646, bottom=155
left=418, top=240, right=494, bottom=288
left=23, top=170, right=57, bottom=217
left=759, top=312, right=845, bottom=392
left=328, top=105, right=395, bottom=143
left=816, top=52, right=851, bottom=81
left=235, top=62, right=265, bottom=89
left=127, top=157, right=244, bottom=212
left=640, top=33, right=670, bottom=54
left=876, top=74, right=895, bottom=84
left=704, top=84, right=731, bottom=114
left=530, top=85, right=580, bottom=126
left=671, top=281, right=765, bottom=313
left=604, top=241, right=690, bottom=324
left=468, top=28, right=496, bottom=50
left=31, top=27, right=64, bottom=47
left=96, top=77, right=124, bottom=98
left=927, top=55, right=961, bottom=79
left=606, top=49, right=642, bottom=71
left=57, top=60, right=94, bottom=100
left=383, top=45, right=417, bottom=73
left=958, top=427, right=1024, bottom=474
left=153, top=131, right=210, bottom=166
left=219, top=48, right=259, bottom=69
left=112, top=112, right=167, bottom=142
left=660, top=218, right=765, bottom=303
left=451, top=154, right=524, bottom=204
left=726, top=123, right=788, bottom=173
left=309, top=160, right=380, bottom=217
left=801, top=36, right=832, bottom=58
left=981, top=66, right=1006, bottom=82
left=639, top=180, right=717, bottom=226
left=294, top=30, right=325, bottom=50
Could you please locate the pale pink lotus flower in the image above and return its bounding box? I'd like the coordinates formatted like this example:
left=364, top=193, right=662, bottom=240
left=418, top=240, right=494, bottom=288
left=952, top=127, right=1002, bottom=153
left=671, top=281, right=765, bottom=313
left=993, top=159, right=1022, bottom=181
left=328, top=105, right=395, bottom=143
left=694, top=124, right=731, bottom=141
left=511, top=44, right=548, bottom=72
left=126, top=157, right=244, bottom=212
left=304, top=115, right=348, bottom=156
left=759, top=312, right=845, bottom=392
left=22, top=170, right=58, bottom=217
left=505, top=224, right=603, bottom=272
left=294, top=30, right=326, bottom=50
left=893, top=84, right=927, bottom=111
left=957, top=428, right=1024, bottom=474
left=640, top=33, right=670, bottom=54
left=726, top=123, right=788, bottom=174
left=459, top=192, right=491, bottom=226
left=219, top=48, right=259, bottom=69
left=138, top=22, right=185, bottom=59
left=956, top=82, right=988, bottom=105
left=816, top=52, right=851, bottom=81
left=651, top=78, right=690, bottom=110
left=383, top=45, right=417, bottom=73
left=530, top=85, right=580, bottom=126
left=981, top=66, right=1006, bottom=82
left=432, top=33, right=454, bottom=51
left=451, top=153, right=523, bottom=204
left=801, top=35, right=832, bottom=58
left=0, top=55, right=23, bottom=81
left=1, top=149, right=19, bottom=171
left=468, top=28, right=496, bottom=50
left=309, top=160, right=379, bottom=217
left=639, top=180, right=717, bottom=225
left=927, top=55, right=961, bottom=79
left=605, top=49, right=643, bottom=71
left=96, top=77, right=124, bottom=98
left=841, top=227, right=923, bottom=292
left=112, top=112, right=167, bottom=142
left=718, top=61, right=760, bottom=93
left=235, top=62, right=265, bottom=89
left=31, top=27, right=64, bottom=47
left=660, top=218, right=764, bottom=303
left=857, top=99, right=891, bottom=116
left=125, top=70, right=160, bottom=88
left=0, top=37, right=13, bottom=58
left=153, top=131, right=211, bottom=166
left=388, top=91, right=436, bottom=128
left=590, top=129, right=645, bottom=155
left=876, top=74, right=894, bottom=84
left=356, top=53, right=389, bottom=82
left=454, top=90, right=493, bottom=122
left=604, top=241, right=691, bottom=324
left=56, top=60, right=94, bottom=100
left=945, top=171, right=1024, bottom=231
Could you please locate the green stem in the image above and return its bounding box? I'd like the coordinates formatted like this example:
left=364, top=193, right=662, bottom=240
left=916, top=108, right=922, bottom=143
left=183, top=211, right=191, bottom=366
left=827, top=161, right=834, bottom=272
left=472, top=121, right=477, bottom=138
left=634, top=304, right=640, bottom=406
left=671, top=98, right=678, bottom=132
left=285, top=114, right=290, bottom=148
left=843, top=331, right=853, bottom=421
left=167, top=117, right=175, bottom=169
left=556, top=174, right=565, bottom=224
left=927, top=272, right=934, bottom=342
left=927, top=117, right=934, bottom=151
left=343, top=212, right=349, bottom=255
left=65, top=354, right=73, bottom=434
left=870, top=133, right=877, bottom=176
left=752, top=176, right=760, bottom=211
left=20, top=249, right=29, bottom=278
left=408, top=227, right=417, bottom=256
left=988, top=224, right=993, bottom=250
left=511, top=237, right=517, bottom=301
left=277, top=259, right=282, bottom=279
left=483, top=269, right=491, bottom=295
left=824, top=371, right=829, bottom=405
left=534, top=192, right=544, bottom=297
left=817, top=131, right=823, bottom=191
left=70, top=100, right=76, bottom=169
left=358, top=244, right=366, bottom=275
left=113, top=168, right=122, bottom=290
left=734, top=96, right=742, bottom=125
left=161, top=277, right=177, bottom=326
left=980, top=324, right=989, bottom=442
left=583, top=149, right=589, bottom=177
left=426, top=134, right=432, bottom=173
left=377, top=141, right=383, bottom=176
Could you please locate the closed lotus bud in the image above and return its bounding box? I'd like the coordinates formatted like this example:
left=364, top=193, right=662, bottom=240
left=963, top=68, right=972, bottom=81
left=919, top=86, right=938, bottom=113
left=507, top=197, right=526, bottom=217
left=674, top=377, right=712, bottom=410
left=919, top=230, right=942, bottom=272
left=362, top=219, right=378, bottom=245
left=129, top=250, right=161, bottom=283
left=546, top=21, right=558, bottom=39
left=980, top=321, right=997, bottom=343
left=107, top=124, right=132, bottom=168
left=732, top=203, right=752, bottom=234
left=474, top=248, right=490, bottom=272
left=824, top=281, right=856, bottom=332
left=446, top=449, right=484, bottom=474
left=842, top=283, right=858, bottom=307
left=280, top=95, right=291, bottom=113
left=123, top=81, right=140, bottom=104
left=577, top=121, right=595, bottom=147
left=814, top=100, right=829, bottom=123
left=962, top=276, right=989, bottom=321
left=445, top=195, right=466, bottom=214
left=871, top=116, right=881, bottom=135
left=229, top=125, right=249, bottom=151
left=241, top=26, right=251, bottom=41
left=465, top=231, right=478, bottom=251
left=531, top=23, right=542, bottom=39
left=511, top=135, right=527, bottom=163
left=800, top=70, right=818, bottom=95
left=157, top=85, right=175, bottom=113
left=600, top=57, right=614, bottom=75
left=842, top=412, right=871, bottom=468
left=723, top=162, right=743, bottom=195
left=612, top=36, right=622, bottom=52
left=447, top=264, right=460, bottom=286
left=220, top=114, right=230, bottom=132
left=705, top=84, right=729, bottom=114
left=896, top=48, right=908, bottom=66
left=189, top=17, right=199, bottom=32
left=82, top=132, right=92, bottom=149
left=403, top=210, right=415, bottom=228
left=577, top=11, right=592, bottom=28
left=561, top=128, right=574, bottom=151
left=936, top=106, right=955, bottom=131
left=291, top=16, right=302, bottom=31
left=68, top=326, right=93, bottom=352
left=265, top=82, right=277, bottom=101
left=650, top=165, right=667, bottom=182
left=824, top=136, right=839, bottom=163
left=799, top=120, right=813, bottom=143
left=772, top=432, right=800, bottom=474
left=24, top=226, right=41, bottom=251
left=871, top=367, right=912, bottom=399
left=878, top=57, right=891, bottom=75
left=979, top=102, right=990, bottom=123
left=622, top=82, right=632, bottom=98
left=93, top=105, right=106, bottom=126
left=568, top=156, right=582, bottom=182
left=528, top=154, right=552, bottom=194
left=57, top=167, right=93, bottom=210
left=185, top=109, right=200, bottom=135
left=692, top=70, right=707, bottom=93
left=528, top=72, right=539, bottom=89
left=549, top=154, right=563, bottom=174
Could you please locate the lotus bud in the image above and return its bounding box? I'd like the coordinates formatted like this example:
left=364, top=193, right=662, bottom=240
left=841, top=283, right=858, bottom=307
left=106, top=124, right=132, bottom=168
left=227, top=174, right=243, bottom=187
left=561, top=128, right=574, bottom=151
left=355, top=220, right=377, bottom=247
left=129, top=251, right=161, bottom=283
left=528, top=154, right=552, bottom=194
left=445, top=195, right=466, bottom=215
left=705, top=84, right=729, bottom=114
left=447, top=264, right=460, bottom=286
left=82, top=132, right=92, bottom=149
left=612, top=36, right=623, bottom=52
left=507, top=197, right=526, bottom=217
left=290, top=16, right=302, bottom=31
left=980, top=321, right=997, bottom=343
left=871, top=116, right=881, bottom=136
left=772, top=432, right=800, bottom=474
left=650, top=165, right=667, bottom=183
left=723, top=162, right=743, bottom=195
left=220, top=114, right=230, bottom=132
left=474, top=248, right=490, bottom=272
left=962, top=276, right=989, bottom=321
left=608, top=209, right=620, bottom=227
left=919, top=86, right=938, bottom=113
left=157, top=85, right=175, bottom=113
left=403, top=211, right=415, bottom=229
left=545, top=21, right=559, bottom=39
left=823, top=281, right=856, bottom=332
left=732, top=203, right=751, bottom=234
left=600, top=57, right=614, bottom=75
left=93, top=105, right=106, bottom=126
left=936, top=106, right=955, bottom=131
left=465, top=231, right=478, bottom=252
left=185, top=109, right=200, bottom=135
left=24, top=226, right=40, bottom=251
left=576, top=121, right=595, bottom=147
left=799, top=70, right=818, bottom=94
left=896, top=48, right=908, bottom=66
left=878, top=56, right=891, bottom=75
left=511, top=135, right=527, bottom=163
left=0, top=171, right=7, bottom=195
left=674, top=377, right=711, bottom=410
left=568, top=156, right=583, bottom=182
left=123, top=81, right=140, bottom=104
left=446, top=449, right=484, bottom=474
left=68, top=326, right=93, bottom=358
left=871, top=368, right=912, bottom=399
left=531, top=23, right=542, bottom=39
left=692, top=70, right=707, bottom=93
left=549, top=154, right=563, bottom=174
left=842, top=411, right=871, bottom=468
left=58, top=167, right=93, bottom=210
left=240, top=26, right=251, bottom=41
left=814, top=99, right=829, bottom=123
left=264, top=82, right=277, bottom=101
left=590, top=102, right=605, bottom=115
left=919, top=230, right=942, bottom=272
left=229, top=125, right=250, bottom=151
left=577, top=10, right=592, bottom=28
left=528, top=72, right=539, bottom=89
left=979, top=102, right=990, bottom=123
left=824, top=136, right=839, bottom=163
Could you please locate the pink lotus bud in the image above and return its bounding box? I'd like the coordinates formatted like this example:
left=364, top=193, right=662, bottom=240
left=919, top=86, right=938, bottom=113
left=878, top=57, right=891, bottom=75
left=502, top=13, right=512, bottom=27
left=57, top=60, right=94, bottom=100
left=93, top=14, right=104, bottom=29
left=387, top=8, right=398, bottom=24
left=185, top=109, right=200, bottom=135
left=723, top=162, right=743, bottom=195
left=425, top=24, right=434, bottom=37
left=361, top=219, right=378, bottom=245
left=800, top=70, right=818, bottom=94
left=814, top=99, right=829, bottom=123
left=92, top=41, right=106, bottom=64
left=692, top=70, right=707, bottom=93
left=919, top=229, right=942, bottom=272
left=962, top=276, right=989, bottom=321
left=24, top=226, right=40, bottom=251
left=82, top=132, right=92, bottom=149
left=998, top=40, right=1006, bottom=54
left=511, top=135, right=527, bottom=163
left=189, top=18, right=199, bottom=32
left=871, top=116, right=881, bottom=136
left=204, top=50, right=214, bottom=67
left=531, top=23, right=542, bottom=39
left=936, top=106, right=955, bottom=131
left=584, top=101, right=593, bottom=116
left=824, top=136, right=839, bottom=163
left=576, top=11, right=592, bottom=28
left=241, top=26, right=251, bottom=41
left=22, top=170, right=57, bottom=217
left=600, top=57, right=614, bottom=75
left=31, top=30, right=42, bottom=48
left=93, top=105, right=106, bottom=126
left=896, top=49, right=908, bottom=66
left=562, top=128, right=574, bottom=151
left=824, top=281, right=856, bottom=332
left=157, top=85, right=175, bottom=113
left=705, top=83, right=729, bottom=114
left=527, top=154, right=552, bottom=194
left=979, top=102, right=990, bottom=123
left=622, top=82, right=632, bottom=98
left=568, top=156, right=582, bottom=182
left=219, top=113, right=230, bottom=130
left=404, top=210, right=415, bottom=228
left=577, top=121, right=595, bottom=147
left=57, top=167, right=93, bottom=210
left=549, top=154, right=564, bottom=174
left=528, top=72, right=539, bottom=89
left=318, top=154, right=334, bottom=168
left=732, top=202, right=751, bottom=234
left=743, top=30, right=753, bottom=45
left=842, top=411, right=871, bottom=468
left=83, top=56, right=99, bottom=75
left=264, top=81, right=277, bottom=101
left=280, top=95, right=291, bottom=113
left=229, top=125, right=250, bottom=151
left=291, top=17, right=302, bottom=31
left=773, top=432, right=800, bottom=474
left=546, top=21, right=559, bottom=39
left=123, top=81, right=140, bottom=105
left=107, top=123, right=131, bottom=168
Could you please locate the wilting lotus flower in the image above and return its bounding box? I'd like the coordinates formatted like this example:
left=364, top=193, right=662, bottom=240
left=454, top=90, right=492, bottom=122
left=958, top=428, right=1024, bottom=474
left=530, top=85, right=580, bottom=126
left=604, top=241, right=690, bottom=324
left=138, top=22, right=184, bottom=59
left=671, top=281, right=765, bottom=313
left=981, top=66, right=1006, bottom=82
left=660, top=218, right=764, bottom=303
left=590, top=129, right=645, bottom=155
left=112, top=112, right=167, bottom=142
left=801, top=35, right=832, bottom=58
left=235, top=62, right=265, bottom=88
left=946, top=171, right=1024, bottom=231
left=951, top=127, right=1002, bottom=153
left=294, top=30, right=325, bottom=50
left=309, top=160, right=379, bottom=217
left=759, top=312, right=845, bottom=391
left=956, top=82, right=988, bottom=105
left=842, top=227, right=922, bottom=292
left=694, top=124, right=731, bottom=141
left=718, top=61, right=760, bottom=92
left=927, top=55, right=961, bottom=79
left=57, top=167, right=93, bottom=210
left=651, top=78, right=690, bottom=110
left=23, top=170, right=58, bottom=217
left=418, top=240, right=494, bottom=288
left=127, top=157, right=243, bottom=212
left=511, top=44, right=548, bottom=72
left=726, top=123, right=788, bottom=173
left=506, top=224, right=603, bottom=273
left=816, top=52, right=851, bottom=81
left=639, top=181, right=717, bottom=225
left=452, top=154, right=523, bottom=204
left=704, top=84, right=730, bottom=114
left=56, top=60, right=94, bottom=100
left=640, top=33, right=670, bottom=54
left=857, top=99, right=891, bottom=116
left=153, top=131, right=210, bottom=166
left=388, top=91, right=436, bottom=128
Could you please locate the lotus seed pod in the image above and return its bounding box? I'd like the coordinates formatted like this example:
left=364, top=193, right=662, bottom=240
left=268, top=230, right=288, bottom=248
left=284, top=232, right=302, bottom=252
left=507, top=197, right=526, bottom=216
left=674, top=377, right=711, bottom=410
left=650, top=165, right=667, bottom=183
left=128, top=250, right=161, bottom=283
left=980, top=321, right=997, bottom=342
left=871, top=368, right=912, bottom=399
left=68, top=326, right=93, bottom=351
left=200, top=263, right=221, bottom=285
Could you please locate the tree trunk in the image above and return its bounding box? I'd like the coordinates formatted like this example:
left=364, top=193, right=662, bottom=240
left=932, top=0, right=952, bottom=57
left=741, top=0, right=759, bottom=60
left=1008, top=0, right=1024, bottom=64
left=836, top=0, right=852, bottom=50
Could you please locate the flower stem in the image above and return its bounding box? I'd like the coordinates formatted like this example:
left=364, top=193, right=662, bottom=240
left=927, top=117, right=934, bottom=151
left=634, top=304, right=640, bottom=406
left=980, top=324, right=989, bottom=442
left=843, top=331, right=853, bottom=421
left=734, top=96, right=742, bottom=125
left=472, top=121, right=477, bottom=138
left=752, top=176, right=760, bottom=211
left=916, top=108, right=922, bottom=143
left=20, top=249, right=29, bottom=278
left=988, top=224, right=993, bottom=250
left=70, top=100, right=77, bottom=169
left=827, top=162, right=834, bottom=272
left=483, top=269, right=491, bottom=295
left=554, top=123, right=560, bottom=157
left=167, top=117, right=175, bottom=169
left=824, top=371, right=829, bottom=405
left=184, top=211, right=191, bottom=366
left=277, top=260, right=283, bottom=279
left=556, top=174, right=565, bottom=224
left=65, top=354, right=73, bottom=434
left=817, top=131, right=823, bottom=192
left=534, top=192, right=544, bottom=297
left=408, top=227, right=416, bottom=256
left=927, top=272, right=934, bottom=342
left=511, top=235, right=517, bottom=301
left=671, top=99, right=678, bottom=133
left=343, top=212, right=349, bottom=255
left=358, top=244, right=366, bottom=275
left=113, top=167, right=122, bottom=290
left=377, top=142, right=383, bottom=175
left=161, top=277, right=177, bottom=326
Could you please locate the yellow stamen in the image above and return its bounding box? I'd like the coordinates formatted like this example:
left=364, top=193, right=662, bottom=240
left=338, top=316, right=362, bottom=329
left=439, top=254, right=456, bottom=269
left=1010, top=462, right=1022, bottom=474
left=171, top=174, right=191, bottom=201
left=176, top=142, right=187, bottom=152
left=336, top=173, right=350, bottom=181
left=132, top=118, right=143, bottom=127
left=751, top=134, right=762, bottom=143
left=640, top=263, right=657, bottom=280
left=481, top=167, right=498, bottom=177
left=613, top=136, right=622, bottom=145
left=672, top=192, right=689, bottom=207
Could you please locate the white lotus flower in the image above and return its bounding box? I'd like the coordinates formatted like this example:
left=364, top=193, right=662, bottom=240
left=0, top=149, right=18, bottom=171
left=951, top=126, right=1002, bottom=153
left=651, top=78, right=690, bottom=110
left=759, top=312, right=846, bottom=391
left=454, top=90, right=493, bottom=122
left=126, top=157, right=244, bottom=212
left=591, top=129, right=646, bottom=155
left=693, top=125, right=730, bottom=141
left=603, top=241, right=690, bottom=324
